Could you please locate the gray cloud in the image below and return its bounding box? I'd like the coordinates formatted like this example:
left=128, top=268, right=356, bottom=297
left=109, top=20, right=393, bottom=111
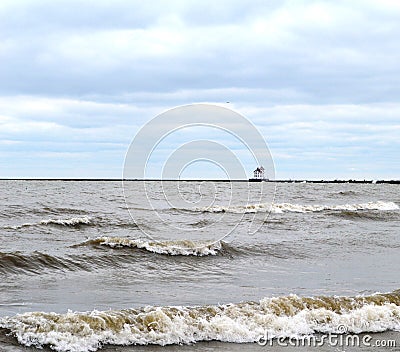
left=0, top=0, right=399, bottom=102
left=0, top=0, right=399, bottom=178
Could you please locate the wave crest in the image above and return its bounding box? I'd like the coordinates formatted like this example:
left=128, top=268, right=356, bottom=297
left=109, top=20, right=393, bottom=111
left=1, top=291, right=399, bottom=352
left=40, top=216, right=92, bottom=226
left=198, top=201, right=399, bottom=214
left=9, top=216, right=93, bottom=229
left=80, top=236, right=223, bottom=256
left=0, top=251, right=83, bottom=275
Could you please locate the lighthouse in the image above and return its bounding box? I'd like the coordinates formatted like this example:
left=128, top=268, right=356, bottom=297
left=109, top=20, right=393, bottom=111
left=250, top=166, right=266, bottom=181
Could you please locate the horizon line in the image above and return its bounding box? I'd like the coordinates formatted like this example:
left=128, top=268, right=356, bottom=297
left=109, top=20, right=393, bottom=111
left=0, top=178, right=399, bottom=184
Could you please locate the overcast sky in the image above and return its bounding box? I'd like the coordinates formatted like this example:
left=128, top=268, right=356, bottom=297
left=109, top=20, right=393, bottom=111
left=0, top=0, right=399, bottom=179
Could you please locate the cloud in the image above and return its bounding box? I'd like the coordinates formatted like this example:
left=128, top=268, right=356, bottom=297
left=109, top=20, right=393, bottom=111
left=0, top=1, right=399, bottom=178
left=1, top=0, right=399, bottom=101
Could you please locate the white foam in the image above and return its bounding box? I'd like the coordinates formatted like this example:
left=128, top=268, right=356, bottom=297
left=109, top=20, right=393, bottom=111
left=9, top=216, right=92, bottom=229
left=92, top=236, right=222, bottom=256
left=1, top=293, right=399, bottom=352
left=198, top=201, right=399, bottom=214
left=40, top=216, right=92, bottom=226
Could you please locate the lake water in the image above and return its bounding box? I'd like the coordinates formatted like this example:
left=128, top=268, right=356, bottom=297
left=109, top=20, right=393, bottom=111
left=0, top=180, right=399, bottom=351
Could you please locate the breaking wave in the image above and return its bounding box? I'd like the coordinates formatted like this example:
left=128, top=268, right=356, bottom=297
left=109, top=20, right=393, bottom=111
left=198, top=201, right=399, bottom=214
left=1, top=291, right=399, bottom=352
left=77, top=237, right=224, bottom=256
left=8, top=216, right=93, bottom=229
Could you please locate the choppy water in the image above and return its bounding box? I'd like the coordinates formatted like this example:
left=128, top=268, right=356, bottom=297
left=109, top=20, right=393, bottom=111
left=0, top=180, right=399, bottom=351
